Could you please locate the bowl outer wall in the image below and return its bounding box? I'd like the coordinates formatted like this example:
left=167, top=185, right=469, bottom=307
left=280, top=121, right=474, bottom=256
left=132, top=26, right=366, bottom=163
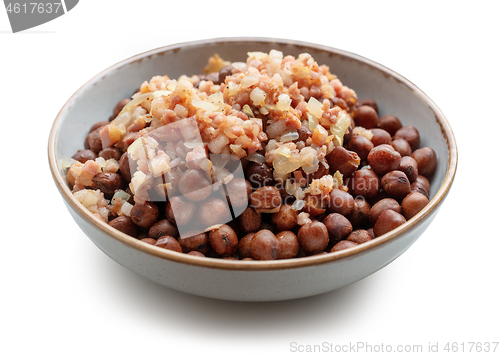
left=48, top=38, right=457, bottom=301
left=64, top=198, right=440, bottom=301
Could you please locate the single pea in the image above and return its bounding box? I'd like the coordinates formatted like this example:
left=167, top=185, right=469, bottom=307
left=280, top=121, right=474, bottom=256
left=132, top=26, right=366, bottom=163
left=92, top=172, right=125, bottom=196
left=325, top=146, right=360, bottom=177
left=347, top=135, right=374, bottom=161
left=369, top=198, right=401, bottom=225
left=130, top=201, right=159, bottom=229
left=373, top=210, right=406, bottom=237
left=411, top=147, right=437, bottom=177
left=347, top=198, right=371, bottom=228
left=331, top=240, right=358, bottom=252
left=348, top=169, right=380, bottom=199
left=367, top=144, right=402, bottom=176
left=98, top=147, right=122, bottom=161
left=178, top=231, right=209, bottom=254
left=250, top=186, right=282, bottom=213
left=165, top=196, right=196, bottom=226
left=148, top=219, right=179, bottom=239
left=346, top=229, right=373, bottom=244
left=178, top=169, right=213, bottom=202
left=401, top=192, right=429, bottom=220
left=72, top=149, right=96, bottom=163
left=198, top=197, right=231, bottom=227
left=238, top=233, right=255, bottom=259
left=323, top=213, right=353, bottom=244
left=209, top=225, right=238, bottom=257
left=381, top=170, right=411, bottom=200
left=155, top=235, right=182, bottom=253
left=394, top=126, right=420, bottom=151
left=271, top=204, right=299, bottom=231
left=378, top=115, right=402, bottom=136
left=327, top=188, right=355, bottom=216
left=108, top=216, right=138, bottom=238
left=398, top=156, right=419, bottom=183
left=250, top=230, right=280, bottom=260
left=370, top=128, right=392, bottom=146
left=391, top=138, right=412, bottom=157
left=238, top=207, right=262, bottom=234
left=245, top=162, right=274, bottom=189
left=297, top=221, right=329, bottom=255
left=357, top=99, right=378, bottom=113
left=354, top=105, right=379, bottom=129
left=276, top=231, right=300, bottom=259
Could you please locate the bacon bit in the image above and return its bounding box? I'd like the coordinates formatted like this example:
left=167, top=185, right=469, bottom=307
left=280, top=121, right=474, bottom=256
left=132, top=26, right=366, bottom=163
left=72, top=184, right=85, bottom=192
left=66, top=166, right=77, bottom=187
left=293, top=170, right=307, bottom=186
left=285, top=111, right=302, bottom=130
left=77, top=160, right=100, bottom=186
left=117, top=132, right=138, bottom=151
left=231, top=126, right=245, bottom=137
left=99, top=125, right=112, bottom=148
left=311, top=124, right=328, bottom=146
left=127, top=116, right=147, bottom=133
left=169, top=95, right=182, bottom=110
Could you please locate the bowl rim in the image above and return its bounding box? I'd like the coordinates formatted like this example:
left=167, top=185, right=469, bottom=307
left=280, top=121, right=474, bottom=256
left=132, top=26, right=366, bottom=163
left=48, top=37, right=458, bottom=271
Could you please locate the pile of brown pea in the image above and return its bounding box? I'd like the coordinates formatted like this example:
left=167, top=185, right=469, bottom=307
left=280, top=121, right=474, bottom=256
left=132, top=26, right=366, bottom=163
left=69, top=98, right=437, bottom=261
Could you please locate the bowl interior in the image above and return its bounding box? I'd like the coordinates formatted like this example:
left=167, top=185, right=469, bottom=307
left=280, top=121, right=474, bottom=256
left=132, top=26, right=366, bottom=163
left=51, top=38, right=456, bottom=269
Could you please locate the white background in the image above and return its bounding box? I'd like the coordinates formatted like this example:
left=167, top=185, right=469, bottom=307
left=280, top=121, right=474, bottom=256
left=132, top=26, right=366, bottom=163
left=1, top=1, right=499, bottom=355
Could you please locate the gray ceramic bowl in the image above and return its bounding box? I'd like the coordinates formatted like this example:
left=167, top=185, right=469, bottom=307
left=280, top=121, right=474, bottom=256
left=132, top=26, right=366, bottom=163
left=48, top=38, right=457, bottom=301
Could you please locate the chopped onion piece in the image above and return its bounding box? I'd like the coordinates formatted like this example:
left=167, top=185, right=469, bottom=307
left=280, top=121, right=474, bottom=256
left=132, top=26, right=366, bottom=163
left=230, top=144, right=247, bottom=158
left=192, top=97, right=219, bottom=112
left=227, top=82, right=240, bottom=97
left=241, top=75, right=259, bottom=89
left=247, top=51, right=268, bottom=60
left=297, top=212, right=312, bottom=225
left=111, top=190, right=131, bottom=205
left=184, top=141, right=204, bottom=149
left=208, top=133, right=229, bottom=154
left=130, top=171, right=147, bottom=195
left=276, top=94, right=292, bottom=111
left=127, top=137, right=145, bottom=159
left=273, top=147, right=302, bottom=174
left=280, top=131, right=299, bottom=142
left=306, top=97, right=323, bottom=119
left=61, top=158, right=77, bottom=170
left=292, top=199, right=306, bottom=211
left=308, top=113, right=319, bottom=132
left=74, top=189, right=100, bottom=208
left=208, top=92, right=225, bottom=111
left=121, top=202, right=133, bottom=217
left=267, top=119, right=287, bottom=139
left=250, top=87, right=266, bottom=106
left=330, top=111, right=351, bottom=146
left=119, top=92, right=154, bottom=116
left=242, top=104, right=255, bottom=118
left=153, top=90, right=172, bottom=98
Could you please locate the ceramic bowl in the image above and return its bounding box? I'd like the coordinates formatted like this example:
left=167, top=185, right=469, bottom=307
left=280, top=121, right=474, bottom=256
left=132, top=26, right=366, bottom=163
left=48, top=38, right=457, bottom=301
